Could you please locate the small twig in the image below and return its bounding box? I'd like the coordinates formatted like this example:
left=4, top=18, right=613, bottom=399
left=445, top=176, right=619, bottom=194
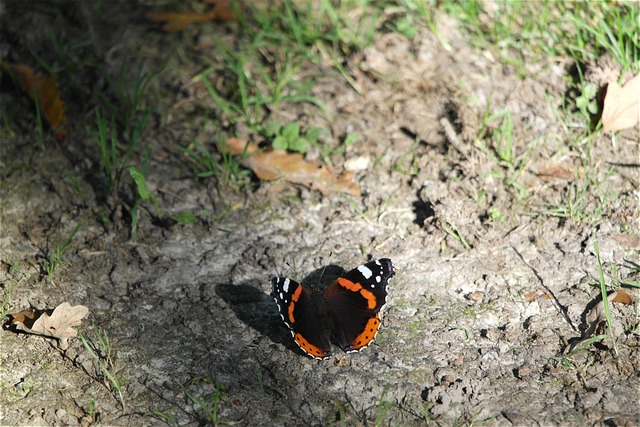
left=440, top=117, right=467, bottom=158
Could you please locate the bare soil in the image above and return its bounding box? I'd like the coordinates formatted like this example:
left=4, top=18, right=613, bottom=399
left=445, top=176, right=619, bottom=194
left=1, top=2, right=639, bottom=426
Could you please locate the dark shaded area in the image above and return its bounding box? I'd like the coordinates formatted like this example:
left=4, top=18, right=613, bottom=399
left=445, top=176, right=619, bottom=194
left=412, top=198, right=435, bottom=227
left=2, top=307, right=53, bottom=332
left=399, top=126, right=428, bottom=145
left=441, top=100, right=463, bottom=135
left=215, top=282, right=278, bottom=338
left=215, top=282, right=311, bottom=358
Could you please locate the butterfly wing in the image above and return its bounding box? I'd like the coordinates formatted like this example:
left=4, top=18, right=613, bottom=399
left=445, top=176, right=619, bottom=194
left=271, top=277, right=332, bottom=359
left=322, top=258, right=394, bottom=353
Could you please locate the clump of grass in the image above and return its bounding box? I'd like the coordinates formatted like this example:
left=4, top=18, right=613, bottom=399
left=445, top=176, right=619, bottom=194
left=79, top=329, right=126, bottom=411
left=439, top=2, right=639, bottom=74
left=248, top=0, right=379, bottom=60
left=128, top=164, right=157, bottom=239
left=543, top=170, right=613, bottom=226
left=178, top=140, right=252, bottom=192
left=394, top=140, right=419, bottom=176
left=182, top=378, right=227, bottom=425
left=87, top=64, right=160, bottom=238
left=566, top=4, right=640, bottom=74
left=443, top=220, right=472, bottom=250
left=193, top=0, right=385, bottom=175
left=593, top=238, right=614, bottom=348
left=1, top=258, right=23, bottom=319
left=32, top=87, right=45, bottom=148
left=199, top=45, right=326, bottom=130
left=475, top=108, right=532, bottom=202
left=439, top=1, right=639, bottom=138
left=42, top=222, right=84, bottom=278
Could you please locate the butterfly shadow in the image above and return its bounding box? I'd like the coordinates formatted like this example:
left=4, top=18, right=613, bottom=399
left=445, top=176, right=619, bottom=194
left=214, top=264, right=346, bottom=358
left=214, top=282, right=280, bottom=340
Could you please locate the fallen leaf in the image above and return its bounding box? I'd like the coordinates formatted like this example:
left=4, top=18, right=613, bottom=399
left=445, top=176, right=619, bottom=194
left=464, top=291, right=484, bottom=302
left=147, top=0, right=233, bottom=32
left=224, top=138, right=361, bottom=196
left=6, top=302, right=89, bottom=349
left=226, top=137, right=257, bottom=154
left=202, top=0, right=234, bottom=21
left=0, top=62, right=68, bottom=140
left=601, top=74, right=640, bottom=133
left=611, top=233, right=640, bottom=248
left=610, top=289, right=632, bottom=305
left=525, top=289, right=553, bottom=302
left=524, top=291, right=538, bottom=302
left=7, top=308, right=40, bottom=327
left=529, top=161, right=576, bottom=182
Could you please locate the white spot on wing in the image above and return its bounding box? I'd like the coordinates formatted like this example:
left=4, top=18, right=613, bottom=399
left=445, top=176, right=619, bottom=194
left=283, top=278, right=290, bottom=293
left=358, top=265, right=373, bottom=279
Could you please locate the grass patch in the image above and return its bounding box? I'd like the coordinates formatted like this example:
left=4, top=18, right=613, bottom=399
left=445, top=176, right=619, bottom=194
left=84, top=63, right=161, bottom=237
left=593, top=237, right=615, bottom=347
left=475, top=108, right=534, bottom=203
left=1, top=259, right=23, bottom=319
left=443, top=220, right=472, bottom=250
left=441, top=2, right=639, bottom=73
left=79, top=329, right=126, bottom=411
left=41, top=221, right=84, bottom=278
left=248, top=0, right=379, bottom=59
left=543, top=170, right=614, bottom=226
left=441, top=1, right=638, bottom=136
left=91, top=63, right=157, bottom=199
left=178, top=140, right=252, bottom=192
left=182, top=378, right=227, bottom=426
left=199, top=45, right=326, bottom=131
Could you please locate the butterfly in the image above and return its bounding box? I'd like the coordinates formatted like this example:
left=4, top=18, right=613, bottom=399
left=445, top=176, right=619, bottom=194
left=271, top=258, right=395, bottom=359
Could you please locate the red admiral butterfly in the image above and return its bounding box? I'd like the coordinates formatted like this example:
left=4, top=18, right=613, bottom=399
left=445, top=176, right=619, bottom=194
left=271, top=258, right=395, bottom=360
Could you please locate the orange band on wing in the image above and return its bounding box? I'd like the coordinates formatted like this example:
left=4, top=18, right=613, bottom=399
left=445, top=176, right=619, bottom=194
left=349, top=315, right=381, bottom=350
left=336, top=278, right=377, bottom=309
left=294, top=332, right=331, bottom=359
left=288, top=285, right=303, bottom=323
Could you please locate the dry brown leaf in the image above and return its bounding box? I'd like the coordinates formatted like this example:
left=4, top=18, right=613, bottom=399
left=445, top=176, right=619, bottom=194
left=601, top=74, right=640, bottom=133
left=530, top=161, right=576, bottom=182
left=610, top=289, right=632, bottom=305
left=202, top=0, right=234, bottom=21
left=7, top=302, right=89, bottom=349
left=147, top=0, right=233, bottom=32
left=611, top=233, right=640, bottom=248
left=524, top=290, right=538, bottom=302
left=226, top=137, right=257, bottom=154
left=7, top=308, right=40, bottom=326
left=1, top=62, right=68, bottom=140
left=225, top=138, right=361, bottom=196
left=525, top=289, right=553, bottom=302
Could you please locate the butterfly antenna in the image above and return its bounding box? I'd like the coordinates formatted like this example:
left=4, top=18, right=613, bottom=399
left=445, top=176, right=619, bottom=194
left=318, top=250, right=334, bottom=284
left=286, top=259, right=300, bottom=280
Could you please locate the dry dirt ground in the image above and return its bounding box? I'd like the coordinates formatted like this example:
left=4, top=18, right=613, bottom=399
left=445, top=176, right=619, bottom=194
left=1, top=2, right=639, bottom=426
